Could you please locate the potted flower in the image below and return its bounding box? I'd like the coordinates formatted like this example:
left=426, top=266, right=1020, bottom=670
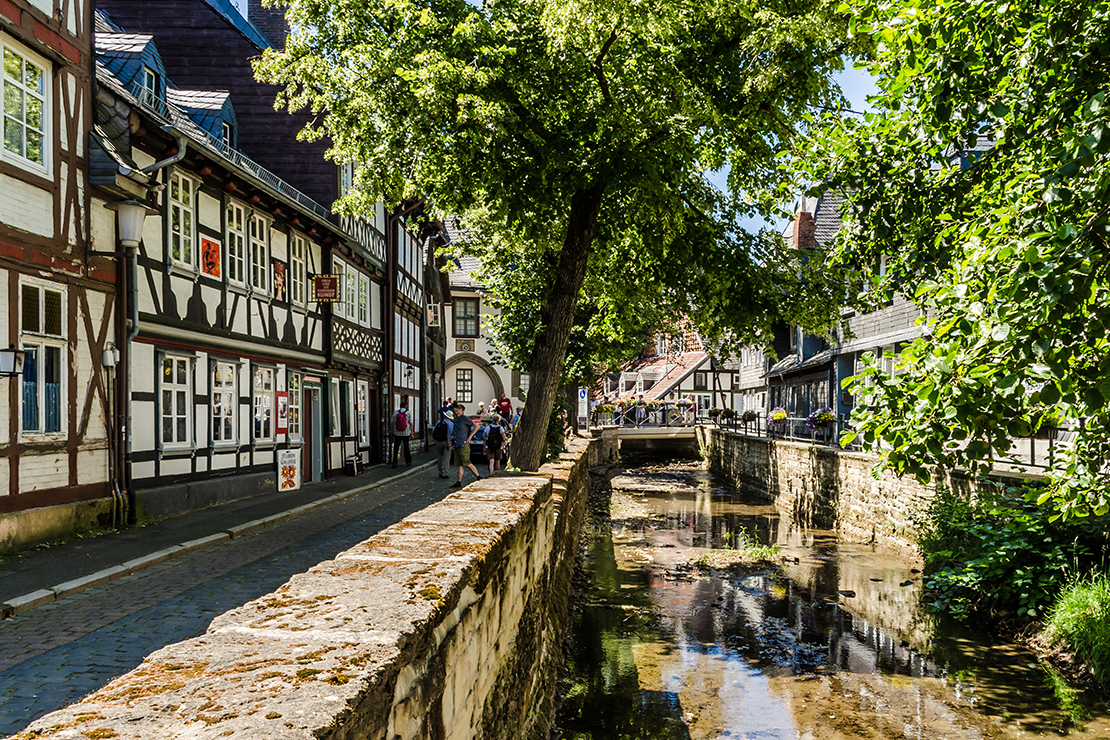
left=806, top=407, right=837, bottom=430
left=767, top=407, right=788, bottom=428
left=720, top=408, right=736, bottom=420
left=741, top=409, right=759, bottom=423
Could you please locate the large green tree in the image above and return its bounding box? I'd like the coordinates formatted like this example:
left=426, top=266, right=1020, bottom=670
left=257, top=0, right=853, bottom=469
left=803, top=0, right=1110, bottom=516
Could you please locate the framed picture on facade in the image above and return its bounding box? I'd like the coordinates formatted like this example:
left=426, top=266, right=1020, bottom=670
left=202, top=237, right=221, bottom=277
left=273, top=260, right=287, bottom=302
left=276, top=391, right=289, bottom=434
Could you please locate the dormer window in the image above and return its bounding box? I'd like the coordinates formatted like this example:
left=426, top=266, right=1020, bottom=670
left=141, top=66, right=159, bottom=101
left=221, top=121, right=234, bottom=148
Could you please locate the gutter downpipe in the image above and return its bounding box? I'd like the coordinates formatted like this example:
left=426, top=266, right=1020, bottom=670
left=122, top=132, right=188, bottom=523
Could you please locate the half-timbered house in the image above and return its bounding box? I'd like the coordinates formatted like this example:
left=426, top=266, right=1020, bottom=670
left=96, top=0, right=394, bottom=489
left=91, top=9, right=376, bottom=518
left=0, top=0, right=119, bottom=551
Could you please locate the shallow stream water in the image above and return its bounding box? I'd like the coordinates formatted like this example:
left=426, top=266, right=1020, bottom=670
left=555, top=459, right=1110, bottom=739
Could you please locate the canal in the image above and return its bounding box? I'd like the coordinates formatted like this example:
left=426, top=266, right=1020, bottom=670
left=555, top=457, right=1109, bottom=739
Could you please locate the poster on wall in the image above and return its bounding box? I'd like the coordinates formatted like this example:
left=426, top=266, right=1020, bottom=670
left=201, top=238, right=221, bottom=277
left=276, top=391, right=288, bottom=434
left=277, top=448, right=301, bottom=491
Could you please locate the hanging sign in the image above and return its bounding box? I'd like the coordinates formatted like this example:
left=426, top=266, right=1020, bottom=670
left=577, top=387, right=588, bottom=426
left=312, top=274, right=340, bottom=302
left=277, top=448, right=301, bottom=491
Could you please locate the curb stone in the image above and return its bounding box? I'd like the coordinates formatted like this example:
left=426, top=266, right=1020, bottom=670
left=0, top=462, right=436, bottom=618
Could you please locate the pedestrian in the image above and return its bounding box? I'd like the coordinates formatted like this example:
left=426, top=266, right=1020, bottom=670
left=477, top=401, right=487, bottom=420
left=450, top=403, right=482, bottom=488
left=511, top=406, right=523, bottom=430
left=483, top=414, right=506, bottom=474
left=391, top=400, right=412, bottom=467
left=497, top=392, right=513, bottom=419
left=431, top=409, right=454, bottom=478
left=437, top=397, right=453, bottom=420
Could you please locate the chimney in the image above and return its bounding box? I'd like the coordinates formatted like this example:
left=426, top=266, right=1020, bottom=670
left=792, top=211, right=816, bottom=250
left=249, top=0, right=290, bottom=49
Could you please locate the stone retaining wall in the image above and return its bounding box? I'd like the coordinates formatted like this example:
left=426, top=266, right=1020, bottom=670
left=16, top=430, right=617, bottom=740
left=698, top=426, right=1023, bottom=554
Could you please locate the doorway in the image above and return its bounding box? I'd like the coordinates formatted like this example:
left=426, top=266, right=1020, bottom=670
left=305, top=385, right=325, bottom=482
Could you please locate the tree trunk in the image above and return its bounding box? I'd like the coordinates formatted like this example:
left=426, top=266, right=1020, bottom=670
left=510, top=183, right=605, bottom=471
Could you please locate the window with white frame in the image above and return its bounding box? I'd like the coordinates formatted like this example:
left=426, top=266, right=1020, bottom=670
left=333, top=257, right=348, bottom=319
left=290, top=233, right=307, bottom=307
left=226, top=202, right=246, bottom=286
left=344, top=262, right=357, bottom=320
left=249, top=214, right=269, bottom=294
left=338, top=162, right=353, bottom=196
left=288, top=373, right=302, bottom=440
left=161, top=355, right=191, bottom=447
left=358, top=272, right=369, bottom=326
left=20, top=281, right=64, bottom=435
left=357, top=380, right=369, bottom=446
left=456, top=368, right=473, bottom=403
left=329, top=377, right=340, bottom=435
left=221, top=121, right=234, bottom=148
left=141, top=66, right=159, bottom=102
left=168, top=172, right=196, bottom=269
left=212, top=362, right=237, bottom=444
left=518, top=372, right=530, bottom=400
left=253, top=366, right=274, bottom=441
left=2, top=42, right=49, bottom=171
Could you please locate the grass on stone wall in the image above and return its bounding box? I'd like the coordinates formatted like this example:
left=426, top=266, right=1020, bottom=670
left=1044, top=574, right=1110, bottom=688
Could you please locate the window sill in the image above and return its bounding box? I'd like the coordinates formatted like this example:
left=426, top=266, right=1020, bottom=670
left=159, top=446, right=195, bottom=459
left=253, top=442, right=276, bottom=451
left=168, top=264, right=200, bottom=281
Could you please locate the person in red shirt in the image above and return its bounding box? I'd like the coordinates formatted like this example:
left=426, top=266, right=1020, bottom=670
left=497, top=392, right=513, bottom=419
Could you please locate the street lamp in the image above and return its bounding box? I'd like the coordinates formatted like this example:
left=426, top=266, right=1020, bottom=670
left=0, top=345, right=26, bottom=376
left=104, top=200, right=158, bottom=249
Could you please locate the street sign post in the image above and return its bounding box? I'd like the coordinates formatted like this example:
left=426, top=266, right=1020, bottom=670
left=578, top=387, right=588, bottom=428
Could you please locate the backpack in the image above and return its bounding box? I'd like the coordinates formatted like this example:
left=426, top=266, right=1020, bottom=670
left=486, top=424, right=504, bottom=450
left=394, top=410, right=408, bottom=432
left=432, top=418, right=449, bottom=442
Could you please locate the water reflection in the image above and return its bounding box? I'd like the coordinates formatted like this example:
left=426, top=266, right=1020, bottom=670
left=556, top=462, right=1108, bottom=739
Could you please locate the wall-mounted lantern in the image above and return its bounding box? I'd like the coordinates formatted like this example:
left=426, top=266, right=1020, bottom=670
left=105, top=200, right=157, bottom=249
left=0, top=345, right=26, bottom=376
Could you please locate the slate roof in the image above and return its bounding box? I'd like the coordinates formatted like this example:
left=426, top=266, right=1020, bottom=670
left=95, top=33, right=150, bottom=53
left=782, top=191, right=845, bottom=250
left=443, top=217, right=485, bottom=290
left=763, top=348, right=834, bottom=378
left=167, top=88, right=237, bottom=142
left=201, top=0, right=273, bottom=51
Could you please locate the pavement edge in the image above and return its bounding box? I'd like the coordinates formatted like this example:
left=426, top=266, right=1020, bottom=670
left=0, top=462, right=436, bottom=618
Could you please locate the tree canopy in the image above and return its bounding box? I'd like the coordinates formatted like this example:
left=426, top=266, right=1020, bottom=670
left=257, top=0, right=856, bottom=468
left=803, top=0, right=1110, bottom=517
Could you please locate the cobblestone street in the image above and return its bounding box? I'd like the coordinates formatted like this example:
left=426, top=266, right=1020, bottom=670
left=0, top=468, right=451, bottom=736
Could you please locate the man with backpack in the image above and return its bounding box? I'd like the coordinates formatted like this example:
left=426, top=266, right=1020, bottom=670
left=483, top=414, right=507, bottom=474
left=392, top=400, right=412, bottom=467
left=431, top=409, right=453, bottom=478
left=450, top=403, right=482, bottom=488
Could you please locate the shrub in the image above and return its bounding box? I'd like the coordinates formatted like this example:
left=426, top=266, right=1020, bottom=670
left=916, top=485, right=1109, bottom=622
left=1044, top=574, right=1110, bottom=687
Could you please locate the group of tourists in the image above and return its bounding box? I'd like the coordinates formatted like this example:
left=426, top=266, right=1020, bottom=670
left=428, top=392, right=518, bottom=488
